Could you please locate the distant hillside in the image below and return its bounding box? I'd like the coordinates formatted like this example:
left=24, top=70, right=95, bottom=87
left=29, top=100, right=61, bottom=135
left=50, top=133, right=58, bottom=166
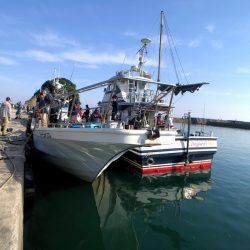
left=33, top=78, right=76, bottom=97
left=25, top=78, right=77, bottom=107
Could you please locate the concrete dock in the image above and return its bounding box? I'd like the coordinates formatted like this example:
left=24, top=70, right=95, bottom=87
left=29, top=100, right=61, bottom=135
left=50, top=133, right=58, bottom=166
left=0, top=112, right=27, bottom=250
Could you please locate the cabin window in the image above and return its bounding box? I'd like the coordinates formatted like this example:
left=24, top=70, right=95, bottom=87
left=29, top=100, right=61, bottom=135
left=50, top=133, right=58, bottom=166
left=138, top=82, right=145, bottom=90
left=129, top=82, right=135, bottom=92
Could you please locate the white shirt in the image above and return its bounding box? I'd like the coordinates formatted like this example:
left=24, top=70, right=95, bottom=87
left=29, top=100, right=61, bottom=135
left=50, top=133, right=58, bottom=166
left=0, top=101, right=11, bottom=119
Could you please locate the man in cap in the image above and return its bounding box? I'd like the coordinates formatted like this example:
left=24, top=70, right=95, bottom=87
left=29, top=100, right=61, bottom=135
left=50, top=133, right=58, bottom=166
left=0, top=97, right=12, bottom=135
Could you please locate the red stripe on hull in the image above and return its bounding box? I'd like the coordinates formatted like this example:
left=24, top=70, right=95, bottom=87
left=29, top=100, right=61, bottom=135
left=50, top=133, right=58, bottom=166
left=135, top=162, right=212, bottom=174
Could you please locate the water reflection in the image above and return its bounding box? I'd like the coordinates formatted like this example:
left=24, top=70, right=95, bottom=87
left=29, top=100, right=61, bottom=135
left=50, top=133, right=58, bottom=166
left=24, top=165, right=104, bottom=250
left=92, top=168, right=212, bottom=250
left=25, top=162, right=212, bottom=250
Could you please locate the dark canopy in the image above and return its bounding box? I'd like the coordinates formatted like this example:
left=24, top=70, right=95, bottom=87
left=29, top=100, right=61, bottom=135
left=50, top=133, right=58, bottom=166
left=158, top=82, right=209, bottom=95
left=174, top=82, right=209, bottom=95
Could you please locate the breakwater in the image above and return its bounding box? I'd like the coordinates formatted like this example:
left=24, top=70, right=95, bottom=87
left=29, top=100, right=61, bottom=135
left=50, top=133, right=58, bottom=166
left=174, top=117, right=250, bottom=130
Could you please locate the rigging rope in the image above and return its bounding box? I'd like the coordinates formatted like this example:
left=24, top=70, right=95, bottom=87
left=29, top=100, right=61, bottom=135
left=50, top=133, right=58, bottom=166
left=163, top=14, right=189, bottom=84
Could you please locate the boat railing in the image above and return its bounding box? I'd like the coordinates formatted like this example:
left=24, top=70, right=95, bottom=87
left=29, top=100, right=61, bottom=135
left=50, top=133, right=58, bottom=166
left=125, top=89, right=156, bottom=103
left=116, top=68, right=152, bottom=79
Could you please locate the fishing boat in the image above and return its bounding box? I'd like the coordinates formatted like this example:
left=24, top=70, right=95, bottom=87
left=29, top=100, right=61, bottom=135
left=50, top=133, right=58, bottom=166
left=30, top=11, right=217, bottom=182
left=97, top=11, right=217, bottom=176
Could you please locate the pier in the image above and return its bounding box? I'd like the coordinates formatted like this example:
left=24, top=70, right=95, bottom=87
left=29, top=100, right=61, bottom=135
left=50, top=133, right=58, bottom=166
left=174, top=117, right=250, bottom=130
left=0, top=111, right=27, bottom=250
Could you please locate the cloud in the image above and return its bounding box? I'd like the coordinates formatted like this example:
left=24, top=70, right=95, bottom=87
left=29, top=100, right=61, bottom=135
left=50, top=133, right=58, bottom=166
left=23, top=50, right=61, bottom=62
left=181, top=72, right=191, bottom=77
left=205, top=24, right=215, bottom=33
left=6, top=44, right=159, bottom=69
left=188, top=38, right=201, bottom=48
left=62, top=49, right=127, bottom=64
left=123, top=31, right=139, bottom=38
left=74, top=63, right=99, bottom=69
left=61, top=49, right=147, bottom=67
left=204, top=90, right=250, bottom=98
left=63, top=48, right=159, bottom=68
left=234, top=93, right=250, bottom=98
left=236, top=67, right=250, bottom=74
left=211, top=40, right=223, bottom=49
left=9, top=48, right=132, bottom=65
left=0, top=75, right=17, bottom=84
left=203, top=90, right=232, bottom=97
left=0, top=56, right=17, bottom=65
left=31, top=32, right=78, bottom=48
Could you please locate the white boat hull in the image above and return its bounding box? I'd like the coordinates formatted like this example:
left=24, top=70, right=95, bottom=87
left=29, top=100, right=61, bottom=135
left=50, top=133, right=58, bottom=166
left=32, top=127, right=177, bottom=182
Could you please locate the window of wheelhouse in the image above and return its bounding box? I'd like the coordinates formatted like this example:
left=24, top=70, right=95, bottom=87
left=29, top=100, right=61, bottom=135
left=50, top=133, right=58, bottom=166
left=129, top=80, right=135, bottom=92
left=106, top=84, right=111, bottom=92
left=138, top=81, right=145, bottom=91
left=106, top=84, right=118, bottom=92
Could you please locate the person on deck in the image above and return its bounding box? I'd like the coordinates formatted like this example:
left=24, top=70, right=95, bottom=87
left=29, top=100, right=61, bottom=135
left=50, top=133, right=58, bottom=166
left=68, top=95, right=81, bottom=123
left=82, top=104, right=90, bottom=123
left=156, top=113, right=164, bottom=126
left=37, top=90, right=50, bottom=127
left=0, top=97, right=12, bottom=136
left=70, top=100, right=81, bottom=123
left=49, top=85, right=60, bottom=124
left=165, top=112, right=174, bottom=128
left=111, top=95, right=118, bottom=121
left=90, top=108, right=102, bottom=123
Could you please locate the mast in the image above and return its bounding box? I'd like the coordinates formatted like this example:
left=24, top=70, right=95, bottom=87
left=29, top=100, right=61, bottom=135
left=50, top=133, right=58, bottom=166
left=157, top=10, right=164, bottom=82
left=154, top=11, right=164, bottom=127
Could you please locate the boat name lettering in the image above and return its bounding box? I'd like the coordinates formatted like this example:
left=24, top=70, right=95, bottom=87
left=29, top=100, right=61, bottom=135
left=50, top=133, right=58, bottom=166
left=190, top=141, right=207, bottom=147
left=39, top=132, right=52, bottom=139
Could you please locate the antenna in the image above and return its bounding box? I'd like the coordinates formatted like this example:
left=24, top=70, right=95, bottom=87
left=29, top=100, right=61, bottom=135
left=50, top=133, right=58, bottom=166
left=70, top=65, right=75, bottom=81
left=58, top=66, right=61, bottom=79
left=53, top=68, right=57, bottom=86
left=137, top=38, right=151, bottom=72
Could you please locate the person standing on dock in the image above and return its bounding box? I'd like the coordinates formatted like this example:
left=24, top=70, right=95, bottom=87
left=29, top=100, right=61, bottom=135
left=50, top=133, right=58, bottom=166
left=15, top=101, right=22, bottom=119
left=37, top=90, right=50, bottom=127
left=0, top=97, right=12, bottom=136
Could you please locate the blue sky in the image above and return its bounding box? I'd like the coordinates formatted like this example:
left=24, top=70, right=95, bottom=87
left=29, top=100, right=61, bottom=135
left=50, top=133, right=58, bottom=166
left=1, top=0, right=250, bottom=121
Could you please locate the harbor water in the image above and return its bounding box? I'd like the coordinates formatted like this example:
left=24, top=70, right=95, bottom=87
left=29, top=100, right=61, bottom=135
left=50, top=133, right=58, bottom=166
left=24, top=125, right=250, bottom=250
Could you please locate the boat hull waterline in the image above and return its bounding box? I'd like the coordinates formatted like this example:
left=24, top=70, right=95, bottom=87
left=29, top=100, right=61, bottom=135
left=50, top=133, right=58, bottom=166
left=32, top=127, right=177, bottom=182
left=122, top=137, right=217, bottom=175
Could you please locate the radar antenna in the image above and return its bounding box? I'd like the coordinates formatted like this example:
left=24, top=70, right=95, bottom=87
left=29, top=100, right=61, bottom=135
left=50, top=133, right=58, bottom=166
left=137, top=38, right=151, bottom=73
